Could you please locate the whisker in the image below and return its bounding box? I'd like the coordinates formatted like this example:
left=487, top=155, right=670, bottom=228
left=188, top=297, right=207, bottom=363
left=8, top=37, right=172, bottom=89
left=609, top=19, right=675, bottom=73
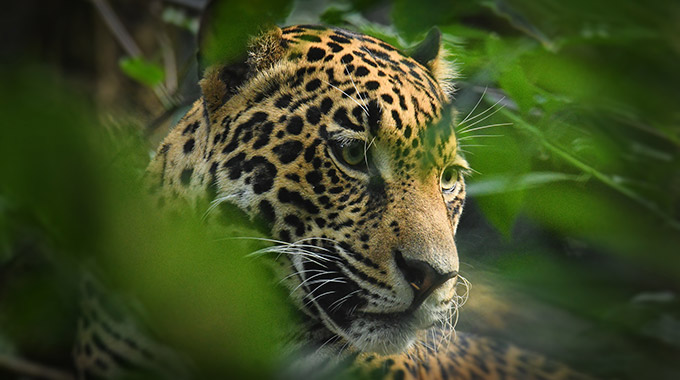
left=458, top=98, right=507, bottom=131
left=303, top=290, right=336, bottom=308
left=458, top=122, right=512, bottom=135
left=341, top=58, right=369, bottom=114
left=459, top=86, right=488, bottom=125
left=457, top=134, right=503, bottom=141
left=203, top=194, right=236, bottom=221
left=328, top=289, right=362, bottom=313
left=322, top=80, right=368, bottom=115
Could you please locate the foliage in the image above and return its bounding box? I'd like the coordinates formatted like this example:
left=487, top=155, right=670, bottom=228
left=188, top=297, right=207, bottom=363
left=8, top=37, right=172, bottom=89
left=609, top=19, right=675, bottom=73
left=2, top=0, right=679, bottom=379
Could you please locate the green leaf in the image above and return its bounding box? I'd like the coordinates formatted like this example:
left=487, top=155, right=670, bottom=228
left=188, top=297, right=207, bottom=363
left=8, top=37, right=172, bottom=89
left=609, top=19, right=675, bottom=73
left=199, top=0, right=293, bottom=69
left=119, top=57, right=165, bottom=87
left=467, top=172, right=580, bottom=197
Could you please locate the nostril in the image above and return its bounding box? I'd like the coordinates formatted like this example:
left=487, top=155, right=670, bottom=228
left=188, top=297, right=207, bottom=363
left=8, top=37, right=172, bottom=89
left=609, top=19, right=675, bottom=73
left=394, top=249, right=457, bottom=312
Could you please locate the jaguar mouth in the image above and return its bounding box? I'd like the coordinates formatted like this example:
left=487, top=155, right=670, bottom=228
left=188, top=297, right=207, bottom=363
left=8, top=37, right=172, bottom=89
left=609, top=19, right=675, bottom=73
left=309, top=287, right=452, bottom=354
left=287, top=239, right=464, bottom=354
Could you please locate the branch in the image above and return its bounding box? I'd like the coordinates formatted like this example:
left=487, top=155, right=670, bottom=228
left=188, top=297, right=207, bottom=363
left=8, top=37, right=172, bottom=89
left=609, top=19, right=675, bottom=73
left=89, top=0, right=142, bottom=58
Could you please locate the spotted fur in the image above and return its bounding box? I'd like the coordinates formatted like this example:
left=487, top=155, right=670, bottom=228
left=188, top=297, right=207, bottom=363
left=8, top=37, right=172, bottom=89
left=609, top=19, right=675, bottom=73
left=79, top=25, right=590, bottom=379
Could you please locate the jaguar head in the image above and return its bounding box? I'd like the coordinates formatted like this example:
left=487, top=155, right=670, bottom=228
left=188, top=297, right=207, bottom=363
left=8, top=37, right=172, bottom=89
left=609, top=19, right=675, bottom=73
left=199, top=25, right=468, bottom=354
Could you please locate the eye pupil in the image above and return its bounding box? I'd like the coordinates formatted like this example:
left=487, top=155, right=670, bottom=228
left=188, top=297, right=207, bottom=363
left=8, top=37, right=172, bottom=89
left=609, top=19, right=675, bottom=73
left=342, top=141, right=365, bottom=166
left=441, top=166, right=458, bottom=192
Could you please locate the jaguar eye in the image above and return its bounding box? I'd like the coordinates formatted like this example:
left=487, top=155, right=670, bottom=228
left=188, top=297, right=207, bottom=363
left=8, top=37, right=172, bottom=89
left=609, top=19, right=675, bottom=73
left=331, top=139, right=367, bottom=170
left=341, top=141, right=365, bottom=166
left=440, top=166, right=459, bottom=192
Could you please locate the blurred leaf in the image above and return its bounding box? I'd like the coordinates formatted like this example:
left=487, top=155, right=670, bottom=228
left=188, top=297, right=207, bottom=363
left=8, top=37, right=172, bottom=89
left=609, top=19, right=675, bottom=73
left=392, top=0, right=475, bottom=40
left=467, top=171, right=580, bottom=196
left=466, top=130, right=530, bottom=236
left=199, top=0, right=293, bottom=68
left=119, top=56, right=165, bottom=87
left=162, top=6, right=200, bottom=34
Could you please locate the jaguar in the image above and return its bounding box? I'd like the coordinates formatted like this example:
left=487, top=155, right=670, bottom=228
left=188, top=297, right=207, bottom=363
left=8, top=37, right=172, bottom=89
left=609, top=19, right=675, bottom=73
left=76, top=22, right=590, bottom=380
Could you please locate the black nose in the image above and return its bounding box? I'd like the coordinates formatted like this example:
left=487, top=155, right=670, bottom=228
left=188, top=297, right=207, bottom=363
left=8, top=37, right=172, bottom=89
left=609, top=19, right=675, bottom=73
left=394, top=249, right=457, bottom=312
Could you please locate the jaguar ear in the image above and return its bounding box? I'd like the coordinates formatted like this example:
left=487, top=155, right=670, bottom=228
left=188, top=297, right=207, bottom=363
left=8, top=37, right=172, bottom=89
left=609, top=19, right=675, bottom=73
left=408, top=27, right=457, bottom=100
left=198, top=12, right=284, bottom=113
left=409, top=27, right=442, bottom=70
left=196, top=0, right=286, bottom=113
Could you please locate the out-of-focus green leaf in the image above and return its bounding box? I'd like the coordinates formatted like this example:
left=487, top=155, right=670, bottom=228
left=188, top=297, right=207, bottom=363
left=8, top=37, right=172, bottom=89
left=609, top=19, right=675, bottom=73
left=199, top=0, right=293, bottom=69
left=162, top=6, right=199, bottom=34
left=119, top=56, right=165, bottom=87
left=392, top=0, right=475, bottom=40
left=467, top=172, right=580, bottom=196
left=465, top=130, right=530, bottom=237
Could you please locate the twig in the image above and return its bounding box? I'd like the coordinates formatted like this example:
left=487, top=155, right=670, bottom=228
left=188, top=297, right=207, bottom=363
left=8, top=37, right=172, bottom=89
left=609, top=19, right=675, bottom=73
left=89, top=0, right=142, bottom=58
left=159, top=32, right=178, bottom=94
left=0, top=354, right=75, bottom=380
left=90, top=0, right=175, bottom=108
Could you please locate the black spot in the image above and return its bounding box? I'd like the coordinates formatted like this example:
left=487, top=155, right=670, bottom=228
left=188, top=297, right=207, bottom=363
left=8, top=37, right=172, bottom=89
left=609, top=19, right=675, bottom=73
left=307, top=47, right=326, bottom=62
left=330, top=34, right=351, bottom=44
left=258, top=200, right=276, bottom=224
left=180, top=168, right=193, bottom=186
left=182, top=121, right=200, bottom=135
left=364, top=47, right=391, bottom=62
left=320, top=97, right=333, bottom=114
left=275, top=94, right=292, bottom=108
left=327, top=42, right=343, bottom=52
left=279, top=229, right=291, bottom=242
left=355, top=66, right=369, bottom=76
left=377, top=96, right=392, bottom=107
left=224, top=152, right=246, bottom=180
left=287, top=115, right=303, bottom=135
left=183, top=138, right=195, bottom=153
left=252, top=121, right=275, bottom=149
left=284, top=214, right=305, bottom=236
left=273, top=140, right=303, bottom=163
left=305, top=78, right=321, bottom=91
left=404, top=125, right=412, bottom=139
left=391, top=110, right=406, bottom=132
left=286, top=173, right=300, bottom=182
left=222, top=112, right=268, bottom=154
left=290, top=67, right=307, bottom=88
left=333, top=107, right=363, bottom=132
left=367, top=100, right=382, bottom=134
left=352, top=105, right=365, bottom=124
left=306, top=106, right=321, bottom=125
left=305, top=170, right=323, bottom=186
left=246, top=156, right=277, bottom=194
left=278, top=188, right=320, bottom=214
left=365, top=80, right=380, bottom=90
left=304, top=139, right=321, bottom=162
left=340, top=54, right=354, bottom=63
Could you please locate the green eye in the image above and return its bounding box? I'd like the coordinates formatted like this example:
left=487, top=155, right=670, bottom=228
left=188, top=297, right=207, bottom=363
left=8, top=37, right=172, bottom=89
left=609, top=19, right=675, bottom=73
left=440, top=166, right=459, bottom=192
left=341, top=141, right=365, bottom=166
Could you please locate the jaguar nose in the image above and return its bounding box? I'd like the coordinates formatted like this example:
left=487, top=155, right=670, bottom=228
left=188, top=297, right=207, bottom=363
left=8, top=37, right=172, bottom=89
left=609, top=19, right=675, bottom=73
left=394, top=249, right=457, bottom=312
